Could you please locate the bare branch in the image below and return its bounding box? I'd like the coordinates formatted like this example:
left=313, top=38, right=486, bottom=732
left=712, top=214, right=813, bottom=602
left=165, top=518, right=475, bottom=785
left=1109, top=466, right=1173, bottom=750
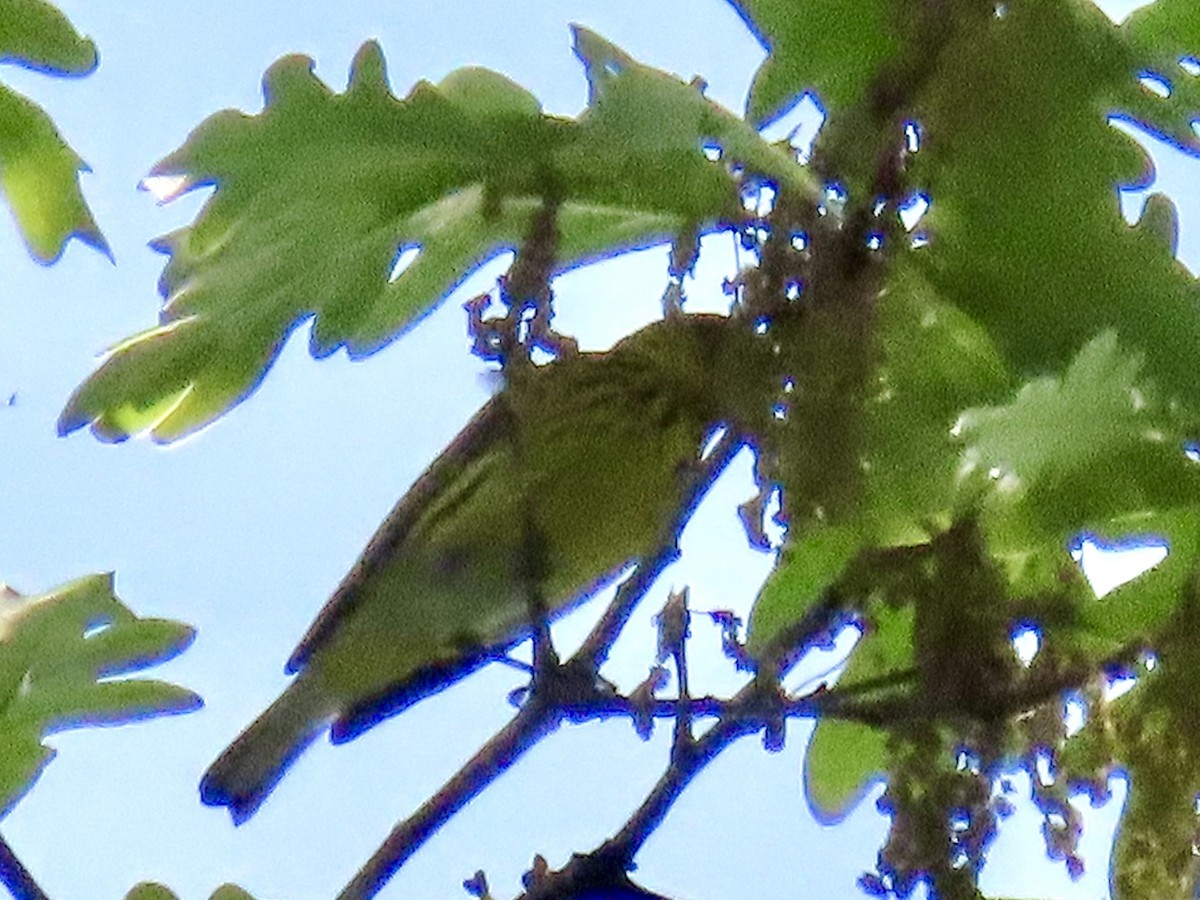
left=0, top=832, right=49, bottom=900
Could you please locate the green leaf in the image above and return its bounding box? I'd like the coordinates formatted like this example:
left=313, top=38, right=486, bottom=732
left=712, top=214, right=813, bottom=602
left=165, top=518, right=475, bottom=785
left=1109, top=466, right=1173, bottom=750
left=804, top=604, right=912, bottom=823
left=956, top=333, right=1200, bottom=554
left=1117, top=0, right=1200, bottom=154
left=840, top=604, right=915, bottom=692
left=726, top=0, right=901, bottom=125
left=125, top=885, right=257, bottom=900
left=210, top=887, right=257, bottom=900
left=0, top=0, right=105, bottom=261
left=860, top=262, right=1012, bottom=545
left=910, top=0, right=1200, bottom=407
left=1080, top=507, right=1200, bottom=647
left=0, top=84, right=107, bottom=261
left=125, top=886, right=177, bottom=900
left=748, top=523, right=863, bottom=655
left=565, top=27, right=811, bottom=215
left=747, top=264, right=1011, bottom=654
left=0, top=0, right=97, bottom=74
left=804, top=717, right=888, bottom=825
left=0, top=575, right=200, bottom=818
left=1060, top=596, right=1200, bottom=900
left=61, top=35, right=810, bottom=442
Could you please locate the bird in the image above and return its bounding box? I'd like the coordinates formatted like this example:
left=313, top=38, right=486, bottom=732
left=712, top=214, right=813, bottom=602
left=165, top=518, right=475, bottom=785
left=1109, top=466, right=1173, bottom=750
left=200, top=313, right=768, bottom=822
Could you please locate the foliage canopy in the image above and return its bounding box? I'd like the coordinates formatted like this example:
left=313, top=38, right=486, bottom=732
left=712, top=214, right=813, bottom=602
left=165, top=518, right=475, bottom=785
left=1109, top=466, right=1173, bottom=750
left=3, top=0, right=1200, bottom=898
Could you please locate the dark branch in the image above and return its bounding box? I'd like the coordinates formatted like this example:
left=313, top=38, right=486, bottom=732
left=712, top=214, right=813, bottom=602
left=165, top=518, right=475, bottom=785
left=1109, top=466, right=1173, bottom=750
left=0, top=832, right=49, bottom=900
left=338, top=693, right=561, bottom=900
left=516, top=593, right=849, bottom=899
left=572, top=430, right=745, bottom=675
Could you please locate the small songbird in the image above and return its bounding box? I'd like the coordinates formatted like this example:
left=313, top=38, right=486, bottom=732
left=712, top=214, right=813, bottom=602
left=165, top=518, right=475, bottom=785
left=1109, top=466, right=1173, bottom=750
left=200, top=313, right=767, bottom=822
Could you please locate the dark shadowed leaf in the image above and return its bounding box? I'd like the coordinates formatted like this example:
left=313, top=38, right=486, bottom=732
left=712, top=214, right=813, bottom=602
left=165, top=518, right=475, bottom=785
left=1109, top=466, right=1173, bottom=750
left=803, top=605, right=910, bottom=822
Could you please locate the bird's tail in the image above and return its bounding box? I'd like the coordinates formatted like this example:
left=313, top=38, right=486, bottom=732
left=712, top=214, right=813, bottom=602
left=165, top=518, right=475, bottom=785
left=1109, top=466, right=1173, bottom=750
left=200, top=674, right=336, bottom=824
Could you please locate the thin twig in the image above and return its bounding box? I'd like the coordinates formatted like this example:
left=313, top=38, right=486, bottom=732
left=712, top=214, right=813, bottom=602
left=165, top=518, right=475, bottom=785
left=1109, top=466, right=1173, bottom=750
left=338, top=695, right=561, bottom=900
left=518, top=594, right=848, bottom=899
left=0, top=832, right=49, bottom=900
left=573, top=430, right=744, bottom=674
left=669, top=599, right=693, bottom=765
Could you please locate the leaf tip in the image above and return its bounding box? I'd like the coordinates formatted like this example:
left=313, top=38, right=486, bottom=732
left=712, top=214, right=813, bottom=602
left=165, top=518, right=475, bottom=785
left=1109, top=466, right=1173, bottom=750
left=349, top=41, right=389, bottom=95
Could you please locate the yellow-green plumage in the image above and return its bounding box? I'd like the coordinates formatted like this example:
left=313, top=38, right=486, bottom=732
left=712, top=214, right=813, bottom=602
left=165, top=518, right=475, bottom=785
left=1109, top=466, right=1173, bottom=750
left=200, top=314, right=763, bottom=822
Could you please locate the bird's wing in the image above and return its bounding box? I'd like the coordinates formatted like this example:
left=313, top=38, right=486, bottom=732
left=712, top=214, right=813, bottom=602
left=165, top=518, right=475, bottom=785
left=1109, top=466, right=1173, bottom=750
left=285, top=394, right=511, bottom=674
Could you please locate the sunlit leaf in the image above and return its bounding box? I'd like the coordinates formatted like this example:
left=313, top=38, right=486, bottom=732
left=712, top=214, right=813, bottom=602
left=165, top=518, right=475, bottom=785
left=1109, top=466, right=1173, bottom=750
left=956, top=333, right=1200, bottom=554
left=61, top=34, right=810, bottom=442
left=0, top=575, right=200, bottom=818
left=0, top=0, right=105, bottom=261
left=803, top=605, right=911, bottom=823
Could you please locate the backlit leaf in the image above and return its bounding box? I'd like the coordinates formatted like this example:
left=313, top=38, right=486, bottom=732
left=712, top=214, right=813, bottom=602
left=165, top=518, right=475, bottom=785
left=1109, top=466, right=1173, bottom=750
left=0, top=0, right=105, bottom=261
left=61, top=34, right=810, bottom=442
left=0, top=575, right=200, bottom=818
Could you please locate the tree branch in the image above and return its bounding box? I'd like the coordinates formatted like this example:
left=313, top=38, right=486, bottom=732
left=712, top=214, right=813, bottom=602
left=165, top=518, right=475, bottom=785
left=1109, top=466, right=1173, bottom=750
left=572, top=429, right=745, bottom=675
left=516, top=595, right=849, bottom=899
left=0, top=832, right=49, bottom=900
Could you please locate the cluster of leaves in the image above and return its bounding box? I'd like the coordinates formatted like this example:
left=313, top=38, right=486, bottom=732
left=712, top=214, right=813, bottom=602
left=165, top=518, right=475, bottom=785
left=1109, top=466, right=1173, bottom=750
left=6, top=0, right=1200, bottom=898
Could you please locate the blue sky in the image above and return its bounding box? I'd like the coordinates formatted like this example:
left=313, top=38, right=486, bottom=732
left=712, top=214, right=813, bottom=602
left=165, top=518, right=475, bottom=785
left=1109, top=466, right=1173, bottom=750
left=0, top=1, right=1195, bottom=898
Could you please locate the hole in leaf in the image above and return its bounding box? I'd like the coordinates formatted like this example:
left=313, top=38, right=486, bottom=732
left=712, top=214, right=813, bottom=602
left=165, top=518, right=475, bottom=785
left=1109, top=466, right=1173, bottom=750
left=1063, top=696, right=1085, bottom=737
left=898, top=193, right=930, bottom=231
left=903, top=121, right=922, bottom=153
left=700, top=140, right=722, bottom=162
left=824, top=183, right=847, bottom=205
left=1138, top=72, right=1171, bottom=99
left=757, top=92, right=825, bottom=159
left=83, top=617, right=114, bottom=640
left=1072, top=534, right=1168, bottom=597
left=1011, top=624, right=1040, bottom=667
left=389, top=245, right=421, bottom=282
left=740, top=181, right=777, bottom=218
left=1181, top=56, right=1200, bottom=77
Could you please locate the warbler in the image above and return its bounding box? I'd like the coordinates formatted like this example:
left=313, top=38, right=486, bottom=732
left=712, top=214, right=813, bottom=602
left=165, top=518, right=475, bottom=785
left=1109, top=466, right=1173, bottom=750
left=200, top=313, right=768, bottom=822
